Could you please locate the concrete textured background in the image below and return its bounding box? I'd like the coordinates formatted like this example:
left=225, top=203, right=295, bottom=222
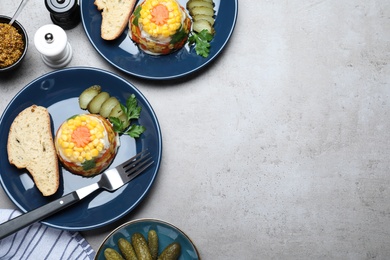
left=1, top=0, right=390, bottom=259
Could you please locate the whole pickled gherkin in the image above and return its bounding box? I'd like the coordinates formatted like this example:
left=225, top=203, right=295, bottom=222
left=118, top=238, right=138, bottom=260
left=132, top=232, right=153, bottom=260
left=157, top=242, right=181, bottom=260
left=148, top=229, right=159, bottom=260
left=104, top=248, right=124, bottom=260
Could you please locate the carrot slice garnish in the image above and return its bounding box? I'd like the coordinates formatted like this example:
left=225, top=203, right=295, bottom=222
left=151, top=4, right=169, bottom=25
left=71, top=126, right=91, bottom=147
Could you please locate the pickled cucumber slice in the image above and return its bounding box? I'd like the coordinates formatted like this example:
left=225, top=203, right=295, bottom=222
left=189, top=6, right=214, bottom=17
left=79, top=85, right=101, bottom=110
left=187, top=0, right=214, bottom=11
left=100, top=96, right=120, bottom=118
left=87, top=91, right=110, bottom=114
left=192, top=14, right=215, bottom=25
left=193, top=19, right=214, bottom=34
left=109, top=103, right=124, bottom=118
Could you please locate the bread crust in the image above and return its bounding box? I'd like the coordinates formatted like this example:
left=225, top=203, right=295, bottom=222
left=94, top=0, right=137, bottom=40
left=7, top=105, right=59, bottom=196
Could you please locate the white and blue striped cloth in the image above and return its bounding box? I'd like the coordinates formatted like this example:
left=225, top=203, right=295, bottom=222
left=0, top=209, right=95, bottom=260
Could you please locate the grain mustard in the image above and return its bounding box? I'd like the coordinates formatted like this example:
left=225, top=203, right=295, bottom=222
left=55, top=114, right=119, bottom=176
left=129, top=0, right=192, bottom=55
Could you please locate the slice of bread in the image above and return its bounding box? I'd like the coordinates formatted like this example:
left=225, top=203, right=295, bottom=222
left=94, top=0, right=137, bottom=40
left=7, top=105, right=59, bottom=196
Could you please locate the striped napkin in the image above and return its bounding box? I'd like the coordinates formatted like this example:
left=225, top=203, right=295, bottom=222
left=0, top=209, right=95, bottom=260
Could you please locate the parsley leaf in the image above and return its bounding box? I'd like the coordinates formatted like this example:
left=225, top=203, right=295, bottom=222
left=82, top=159, right=96, bottom=171
left=188, top=29, right=214, bottom=58
left=125, top=94, right=142, bottom=120
left=171, top=25, right=187, bottom=44
left=109, top=117, right=124, bottom=133
left=132, top=6, right=142, bottom=26
left=125, top=125, right=146, bottom=138
left=109, top=94, right=146, bottom=138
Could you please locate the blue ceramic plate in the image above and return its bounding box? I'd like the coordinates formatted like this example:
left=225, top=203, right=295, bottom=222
left=0, top=67, right=162, bottom=231
left=80, top=0, right=238, bottom=80
left=95, top=219, right=200, bottom=260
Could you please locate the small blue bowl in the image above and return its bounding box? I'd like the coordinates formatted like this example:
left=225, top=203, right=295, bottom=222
left=0, top=15, right=28, bottom=73
left=95, top=218, right=200, bottom=260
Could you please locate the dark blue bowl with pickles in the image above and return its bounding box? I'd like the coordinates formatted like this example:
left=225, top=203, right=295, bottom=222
left=95, top=218, right=200, bottom=260
left=0, top=15, right=28, bottom=73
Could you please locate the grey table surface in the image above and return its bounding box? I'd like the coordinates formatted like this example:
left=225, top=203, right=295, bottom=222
left=1, top=0, right=390, bottom=259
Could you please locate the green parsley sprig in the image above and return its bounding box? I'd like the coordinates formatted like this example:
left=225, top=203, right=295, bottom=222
left=188, top=29, right=214, bottom=58
left=109, top=94, right=146, bottom=138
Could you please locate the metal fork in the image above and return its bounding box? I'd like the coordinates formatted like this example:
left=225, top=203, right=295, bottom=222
left=0, top=150, right=154, bottom=240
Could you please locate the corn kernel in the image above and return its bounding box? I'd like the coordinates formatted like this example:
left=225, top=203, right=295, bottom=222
left=91, top=149, right=99, bottom=157
left=91, top=139, right=98, bottom=146
left=85, top=153, right=92, bottom=161
left=65, top=149, right=73, bottom=157
left=75, top=147, right=83, bottom=152
left=97, top=144, right=104, bottom=152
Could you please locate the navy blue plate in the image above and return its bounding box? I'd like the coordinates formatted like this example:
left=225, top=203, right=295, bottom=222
left=95, top=219, right=200, bottom=260
left=0, top=67, right=162, bottom=231
left=80, top=0, right=238, bottom=80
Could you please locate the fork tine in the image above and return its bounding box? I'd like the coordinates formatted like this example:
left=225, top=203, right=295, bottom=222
left=118, top=150, right=150, bottom=169
left=125, top=155, right=153, bottom=176
left=126, top=159, right=154, bottom=183
left=119, top=150, right=154, bottom=179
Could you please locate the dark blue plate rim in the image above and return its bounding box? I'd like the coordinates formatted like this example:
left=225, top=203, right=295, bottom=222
left=0, top=67, right=162, bottom=230
left=80, top=0, right=238, bottom=80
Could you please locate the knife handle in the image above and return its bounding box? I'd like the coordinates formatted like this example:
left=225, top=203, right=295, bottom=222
left=0, top=192, right=80, bottom=240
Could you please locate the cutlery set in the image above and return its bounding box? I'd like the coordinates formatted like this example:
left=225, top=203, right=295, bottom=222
left=0, top=150, right=153, bottom=239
